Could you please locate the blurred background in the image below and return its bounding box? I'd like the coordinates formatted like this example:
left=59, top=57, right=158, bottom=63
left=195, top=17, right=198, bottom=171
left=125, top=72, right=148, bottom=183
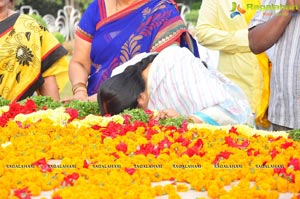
left=13, top=0, right=202, bottom=26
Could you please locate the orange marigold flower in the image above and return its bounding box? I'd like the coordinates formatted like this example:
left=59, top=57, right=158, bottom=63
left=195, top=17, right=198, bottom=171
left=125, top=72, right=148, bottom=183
left=176, top=184, right=188, bottom=192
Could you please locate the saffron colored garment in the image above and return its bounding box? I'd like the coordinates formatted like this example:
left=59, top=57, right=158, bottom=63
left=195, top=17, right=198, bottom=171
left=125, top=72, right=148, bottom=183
left=112, top=45, right=254, bottom=126
left=0, top=13, right=69, bottom=101
left=196, top=0, right=271, bottom=128
left=77, top=0, right=199, bottom=95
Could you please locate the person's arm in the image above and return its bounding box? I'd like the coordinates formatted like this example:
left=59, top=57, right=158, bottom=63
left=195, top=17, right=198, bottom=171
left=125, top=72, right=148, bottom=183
left=156, top=109, right=180, bottom=119
left=248, top=2, right=297, bottom=54
left=67, top=34, right=92, bottom=101
left=195, top=0, right=250, bottom=54
left=155, top=109, right=204, bottom=123
left=39, top=76, right=59, bottom=101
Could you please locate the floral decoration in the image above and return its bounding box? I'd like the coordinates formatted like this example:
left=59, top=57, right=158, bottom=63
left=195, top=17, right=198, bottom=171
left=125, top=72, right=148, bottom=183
left=0, top=97, right=300, bottom=199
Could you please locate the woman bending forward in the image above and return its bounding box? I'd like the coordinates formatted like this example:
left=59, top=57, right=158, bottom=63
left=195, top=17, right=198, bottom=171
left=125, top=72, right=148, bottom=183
left=98, top=45, right=253, bottom=126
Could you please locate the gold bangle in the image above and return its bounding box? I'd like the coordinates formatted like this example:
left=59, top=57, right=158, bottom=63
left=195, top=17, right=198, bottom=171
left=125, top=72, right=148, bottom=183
left=73, top=87, right=87, bottom=95
left=73, top=88, right=88, bottom=95
left=72, top=82, right=87, bottom=94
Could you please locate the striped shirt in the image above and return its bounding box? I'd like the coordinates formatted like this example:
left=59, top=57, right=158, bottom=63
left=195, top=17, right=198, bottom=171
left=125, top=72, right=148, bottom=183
left=249, top=0, right=300, bottom=128
left=147, top=45, right=253, bottom=125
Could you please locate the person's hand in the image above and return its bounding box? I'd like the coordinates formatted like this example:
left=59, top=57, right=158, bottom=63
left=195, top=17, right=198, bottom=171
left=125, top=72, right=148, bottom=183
left=286, top=0, right=300, bottom=12
left=61, top=90, right=88, bottom=103
left=61, top=82, right=90, bottom=103
left=276, top=0, right=298, bottom=20
left=156, top=109, right=180, bottom=119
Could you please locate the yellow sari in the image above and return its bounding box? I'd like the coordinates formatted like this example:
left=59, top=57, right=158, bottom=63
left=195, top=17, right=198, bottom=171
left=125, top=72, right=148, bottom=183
left=242, top=0, right=271, bottom=128
left=0, top=13, right=68, bottom=101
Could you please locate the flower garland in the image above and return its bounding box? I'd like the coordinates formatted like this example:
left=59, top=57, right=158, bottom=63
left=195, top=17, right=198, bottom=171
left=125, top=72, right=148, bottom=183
left=0, top=97, right=299, bottom=199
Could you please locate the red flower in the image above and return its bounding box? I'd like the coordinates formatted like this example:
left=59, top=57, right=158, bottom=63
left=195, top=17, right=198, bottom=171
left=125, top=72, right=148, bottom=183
left=158, top=137, right=172, bottom=150
left=14, top=187, right=31, bottom=199
left=144, top=127, right=159, bottom=140
left=144, top=109, right=154, bottom=116
left=32, top=158, right=52, bottom=173
left=169, top=177, right=175, bottom=181
left=83, top=159, right=90, bottom=169
left=268, top=136, right=282, bottom=142
left=125, top=168, right=136, bottom=175
left=61, top=172, right=79, bottom=186
left=100, top=121, right=140, bottom=138
left=182, top=139, right=204, bottom=157
left=247, top=148, right=260, bottom=156
left=65, top=108, right=78, bottom=122
left=288, top=158, right=300, bottom=171
left=52, top=196, right=63, bottom=199
left=148, top=118, right=159, bottom=127
left=42, top=105, right=48, bottom=110
left=122, top=114, right=132, bottom=124
left=135, top=142, right=160, bottom=156
left=110, top=152, right=120, bottom=159
left=274, top=167, right=295, bottom=182
left=175, top=136, right=191, bottom=147
left=184, top=148, right=206, bottom=157
left=116, top=142, right=128, bottom=153
left=212, top=151, right=233, bottom=164
left=23, top=99, right=37, bottom=113
left=100, top=122, right=122, bottom=138
left=269, top=148, right=279, bottom=159
left=91, top=125, right=101, bottom=130
left=145, top=109, right=158, bottom=124
left=133, top=121, right=147, bottom=128
left=281, top=141, right=293, bottom=149
left=180, top=120, right=189, bottom=131
left=224, top=136, right=249, bottom=149
left=0, top=100, right=37, bottom=127
left=229, top=126, right=238, bottom=135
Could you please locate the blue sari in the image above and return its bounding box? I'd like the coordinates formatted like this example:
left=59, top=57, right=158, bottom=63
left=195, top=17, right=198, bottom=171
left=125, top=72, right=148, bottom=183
left=77, top=0, right=199, bottom=95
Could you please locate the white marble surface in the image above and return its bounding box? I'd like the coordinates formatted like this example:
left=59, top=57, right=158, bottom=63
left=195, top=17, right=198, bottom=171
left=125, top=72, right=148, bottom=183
left=31, top=180, right=293, bottom=199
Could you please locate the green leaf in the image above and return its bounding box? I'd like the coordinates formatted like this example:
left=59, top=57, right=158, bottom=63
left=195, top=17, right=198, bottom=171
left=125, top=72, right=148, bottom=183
left=287, top=129, right=300, bottom=141
left=121, top=109, right=149, bottom=123
left=159, top=117, right=185, bottom=128
left=0, top=97, right=10, bottom=107
left=64, top=100, right=99, bottom=118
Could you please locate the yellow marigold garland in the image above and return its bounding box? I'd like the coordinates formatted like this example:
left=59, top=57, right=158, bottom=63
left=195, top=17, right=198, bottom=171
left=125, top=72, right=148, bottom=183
left=0, top=105, right=299, bottom=199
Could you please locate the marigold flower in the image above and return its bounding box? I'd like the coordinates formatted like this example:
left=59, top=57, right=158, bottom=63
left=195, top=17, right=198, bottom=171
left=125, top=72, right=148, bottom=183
left=176, top=184, right=188, bottom=192
left=2, top=100, right=300, bottom=198
left=163, top=184, right=176, bottom=194
left=153, top=185, right=164, bottom=196
left=168, top=192, right=181, bottom=199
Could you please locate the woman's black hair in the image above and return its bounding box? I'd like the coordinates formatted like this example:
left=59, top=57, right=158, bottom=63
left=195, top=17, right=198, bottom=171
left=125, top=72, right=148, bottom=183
left=97, top=54, right=158, bottom=115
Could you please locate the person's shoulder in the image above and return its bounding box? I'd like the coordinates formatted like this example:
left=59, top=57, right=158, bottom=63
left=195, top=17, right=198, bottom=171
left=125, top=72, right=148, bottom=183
left=18, top=14, right=40, bottom=24
left=17, top=14, right=47, bottom=31
left=18, top=13, right=34, bottom=20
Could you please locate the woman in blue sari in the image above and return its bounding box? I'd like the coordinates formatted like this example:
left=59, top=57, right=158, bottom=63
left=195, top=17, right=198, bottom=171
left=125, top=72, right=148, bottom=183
left=66, top=0, right=199, bottom=102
